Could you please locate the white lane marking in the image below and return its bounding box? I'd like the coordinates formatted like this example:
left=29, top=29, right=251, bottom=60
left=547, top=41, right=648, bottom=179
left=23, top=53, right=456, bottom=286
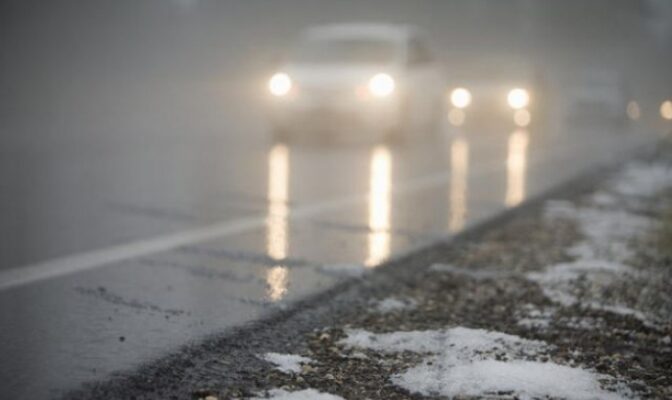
left=0, top=193, right=364, bottom=291
left=0, top=136, right=634, bottom=291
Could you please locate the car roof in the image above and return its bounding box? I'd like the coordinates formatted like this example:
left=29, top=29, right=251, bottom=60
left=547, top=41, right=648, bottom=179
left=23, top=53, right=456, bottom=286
left=302, top=23, right=416, bottom=43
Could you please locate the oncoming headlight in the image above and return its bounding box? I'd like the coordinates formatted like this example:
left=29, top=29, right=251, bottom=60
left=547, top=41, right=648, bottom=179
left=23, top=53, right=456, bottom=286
left=661, top=100, right=672, bottom=120
left=368, top=73, right=395, bottom=97
left=450, top=88, right=472, bottom=109
left=269, top=73, right=292, bottom=97
left=507, top=88, right=530, bottom=110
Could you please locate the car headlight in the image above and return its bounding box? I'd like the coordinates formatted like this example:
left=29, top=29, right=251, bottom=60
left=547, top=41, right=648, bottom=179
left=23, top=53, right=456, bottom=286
left=661, top=100, right=672, bottom=120
left=450, top=88, right=472, bottom=109
left=507, top=88, right=530, bottom=109
left=368, top=73, right=395, bottom=97
left=269, top=73, right=292, bottom=97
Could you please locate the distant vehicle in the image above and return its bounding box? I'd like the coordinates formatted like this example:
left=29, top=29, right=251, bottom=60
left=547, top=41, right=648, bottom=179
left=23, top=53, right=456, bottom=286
left=265, top=23, right=445, bottom=139
left=564, top=70, right=629, bottom=124
left=445, top=57, right=548, bottom=129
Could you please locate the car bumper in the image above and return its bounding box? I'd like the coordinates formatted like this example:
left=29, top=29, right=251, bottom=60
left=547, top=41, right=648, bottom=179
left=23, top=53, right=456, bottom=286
left=268, top=98, right=399, bottom=133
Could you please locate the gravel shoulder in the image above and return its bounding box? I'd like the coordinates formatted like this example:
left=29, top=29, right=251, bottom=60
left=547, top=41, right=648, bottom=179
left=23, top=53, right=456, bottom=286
left=65, top=143, right=672, bottom=400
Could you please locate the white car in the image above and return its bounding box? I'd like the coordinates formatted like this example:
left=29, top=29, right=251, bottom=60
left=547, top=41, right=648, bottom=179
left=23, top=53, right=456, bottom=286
left=266, top=23, right=445, bottom=138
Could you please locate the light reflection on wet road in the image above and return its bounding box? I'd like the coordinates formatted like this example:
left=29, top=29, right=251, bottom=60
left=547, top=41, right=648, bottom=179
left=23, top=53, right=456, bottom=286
left=266, top=143, right=291, bottom=300
left=366, top=145, right=393, bottom=267
left=449, top=137, right=469, bottom=232
left=0, top=110, right=654, bottom=398
left=505, top=129, right=530, bottom=207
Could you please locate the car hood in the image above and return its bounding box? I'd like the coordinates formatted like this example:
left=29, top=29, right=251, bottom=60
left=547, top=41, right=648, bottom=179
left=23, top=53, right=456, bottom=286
left=284, top=64, right=397, bottom=89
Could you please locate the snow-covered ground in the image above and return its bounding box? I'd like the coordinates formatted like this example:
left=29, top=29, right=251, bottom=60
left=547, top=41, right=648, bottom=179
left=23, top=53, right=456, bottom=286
left=340, top=327, right=632, bottom=400
left=256, top=327, right=634, bottom=399
left=531, top=161, right=672, bottom=328
left=373, top=297, right=418, bottom=313
left=261, top=353, right=312, bottom=374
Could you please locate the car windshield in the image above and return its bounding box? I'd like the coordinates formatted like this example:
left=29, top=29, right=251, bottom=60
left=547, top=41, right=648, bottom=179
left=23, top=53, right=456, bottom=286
left=295, top=38, right=397, bottom=64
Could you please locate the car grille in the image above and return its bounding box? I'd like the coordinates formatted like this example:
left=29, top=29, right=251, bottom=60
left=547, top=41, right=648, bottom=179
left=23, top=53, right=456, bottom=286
left=300, top=86, right=354, bottom=103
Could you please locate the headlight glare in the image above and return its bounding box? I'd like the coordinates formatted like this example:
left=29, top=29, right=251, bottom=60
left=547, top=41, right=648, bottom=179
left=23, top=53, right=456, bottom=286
left=450, top=88, right=472, bottom=109
left=661, top=100, right=672, bottom=120
left=368, top=73, right=395, bottom=97
left=507, top=88, right=530, bottom=109
left=269, top=73, right=292, bottom=97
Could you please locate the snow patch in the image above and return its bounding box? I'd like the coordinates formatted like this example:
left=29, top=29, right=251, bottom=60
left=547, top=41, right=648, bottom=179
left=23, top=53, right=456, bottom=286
left=577, top=208, right=650, bottom=262
left=262, top=353, right=312, bottom=374
left=527, top=259, right=646, bottom=315
left=348, top=351, right=369, bottom=360
left=516, top=305, right=556, bottom=329
left=536, top=161, right=672, bottom=328
left=252, top=389, right=344, bottom=400
left=586, top=302, right=654, bottom=327
left=551, top=205, right=651, bottom=262
left=610, top=162, right=672, bottom=198
left=592, top=191, right=618, bottom=206
left=546, top=199, right=652, bottom=263
left=398, top=359, right=624, bottom=400
left=341, top=327, right=546, bottom=357
left=341, top=327, right=630, bottom=400
left=527, top=259, right=638, bottom=287
left=517, top=317, right=551, bottom=329
left=374, top=297, right=417, bottom=313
